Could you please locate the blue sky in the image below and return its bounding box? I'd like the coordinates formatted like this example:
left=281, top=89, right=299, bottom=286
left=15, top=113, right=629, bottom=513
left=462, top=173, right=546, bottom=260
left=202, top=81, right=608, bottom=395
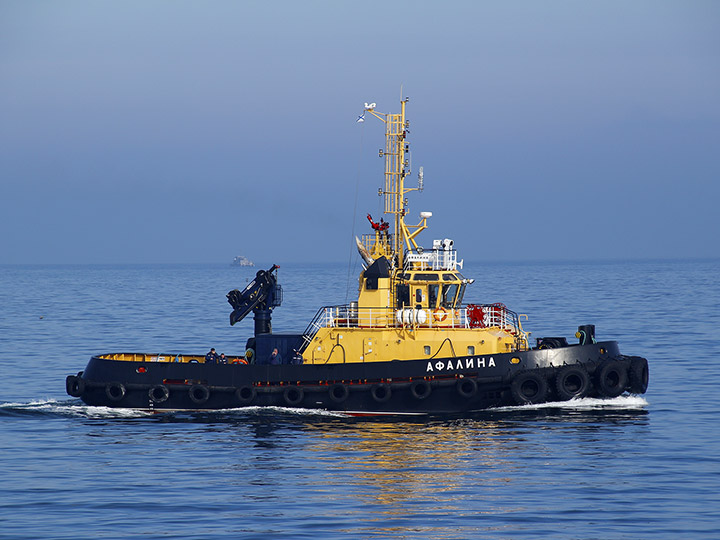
left=1, top=1, right=718, bottom=265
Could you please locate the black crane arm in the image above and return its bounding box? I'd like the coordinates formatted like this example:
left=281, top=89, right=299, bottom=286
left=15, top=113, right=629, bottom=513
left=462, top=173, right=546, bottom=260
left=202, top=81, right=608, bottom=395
left=227, top=264, right=280, bottom=326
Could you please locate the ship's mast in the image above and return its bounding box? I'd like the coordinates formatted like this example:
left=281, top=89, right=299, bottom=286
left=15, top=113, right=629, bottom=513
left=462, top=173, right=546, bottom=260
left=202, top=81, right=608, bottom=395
left=365, top=98, right=427, bottom=270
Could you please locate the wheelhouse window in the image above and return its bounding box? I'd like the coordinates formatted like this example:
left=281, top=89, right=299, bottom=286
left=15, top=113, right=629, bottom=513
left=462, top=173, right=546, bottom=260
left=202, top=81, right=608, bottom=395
left=441, top=283, right=459, bottom=307
left=428, top=284, right=439, bottom=309
left=457, top=283, right=466, bottom=306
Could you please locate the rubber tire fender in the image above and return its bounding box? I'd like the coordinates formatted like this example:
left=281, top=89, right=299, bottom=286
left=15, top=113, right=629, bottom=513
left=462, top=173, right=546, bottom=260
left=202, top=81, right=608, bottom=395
left=105, top=382, right=126, bottom=402
left=329, top=383, right=349, bottom=404
left=410, top=380, right=432, bottom=400
left=283, top=386, right=304, bottom=407
left=555, top=365, right=590, bottom=401
left=456, top=377, right=478, bottom=399
left=510, top=371, right=548, bottom=405
left=628, top=356, right=649, bottom=394
left=236, top=385, right=257, bottom=405
left=66, top=375, right=85, bottom=397
left=148, top=385, right=170, bottom=404
left=371, top=383, right=392, bottom=403
left=596, top=360, right=629, bottom=398
left=189, top=384, right=211, bottom=405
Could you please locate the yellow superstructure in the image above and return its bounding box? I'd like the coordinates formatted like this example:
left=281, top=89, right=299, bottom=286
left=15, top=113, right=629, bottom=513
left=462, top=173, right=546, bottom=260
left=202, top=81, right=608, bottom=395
left=303, top=99, right=529, bottom=365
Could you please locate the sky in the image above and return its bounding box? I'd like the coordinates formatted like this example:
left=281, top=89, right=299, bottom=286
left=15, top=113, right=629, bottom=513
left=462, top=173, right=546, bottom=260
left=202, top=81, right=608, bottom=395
left=1, top=1, right=719, bottom=265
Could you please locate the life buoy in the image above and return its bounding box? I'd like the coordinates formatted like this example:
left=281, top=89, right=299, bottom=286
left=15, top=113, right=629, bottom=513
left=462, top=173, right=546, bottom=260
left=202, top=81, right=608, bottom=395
left=189, top=384, right=210, bottom=404
left=597, top=361, right=628, bottom=397
left=231, top=358, right=249, bottom=365
left=554, top=365, right=590, bottom=401
left=66, top=375, right=85, bottom=397
left=148, top=385, right=170, bottom=404
left=433, top=308, right=448, bottom=322
left=105, top=382, right=126, bottom=401
left=410, top=380, right=432, bottom=400
left=510, top=371, right=548, bottom=404
left=329, top=383, right=349, bottom=404
left=628, top=356, right=649, bottom=394
left=283, top=386, right=304, bottom=406
left=236, top=385, right=256, bottom=405
left=456, top=377, right=478, bottom=398
left=371, top=383, right=392, bottom=403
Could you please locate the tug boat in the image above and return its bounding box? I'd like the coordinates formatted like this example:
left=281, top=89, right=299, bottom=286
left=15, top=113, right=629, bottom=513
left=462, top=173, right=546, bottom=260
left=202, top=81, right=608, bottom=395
left=66, top=99, right=649, bottom=415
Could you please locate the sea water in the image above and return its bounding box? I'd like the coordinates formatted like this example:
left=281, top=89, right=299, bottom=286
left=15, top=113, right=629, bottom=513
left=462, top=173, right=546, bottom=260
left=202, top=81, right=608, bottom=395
left=0, top=260, right=718, bottom=539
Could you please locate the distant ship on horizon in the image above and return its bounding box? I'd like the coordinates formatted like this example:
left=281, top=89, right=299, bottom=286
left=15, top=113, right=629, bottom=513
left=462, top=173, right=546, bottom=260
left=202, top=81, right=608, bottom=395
left=231, top=256, right=255, bottom=267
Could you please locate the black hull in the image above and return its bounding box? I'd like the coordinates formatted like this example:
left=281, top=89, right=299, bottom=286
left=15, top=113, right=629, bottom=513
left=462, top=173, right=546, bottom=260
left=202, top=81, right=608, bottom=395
left=66, top=342, right=649, bottom=415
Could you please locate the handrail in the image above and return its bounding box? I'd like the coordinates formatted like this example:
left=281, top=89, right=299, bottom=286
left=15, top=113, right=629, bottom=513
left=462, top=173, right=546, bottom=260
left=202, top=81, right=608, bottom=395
left=301, top=303, right=522, bottom=335
left=404, top=247, right=461, bottom=271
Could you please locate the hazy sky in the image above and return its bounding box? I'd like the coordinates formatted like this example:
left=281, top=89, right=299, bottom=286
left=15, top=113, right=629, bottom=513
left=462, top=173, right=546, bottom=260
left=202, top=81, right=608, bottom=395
left=2, top=1, right=718, bottom=265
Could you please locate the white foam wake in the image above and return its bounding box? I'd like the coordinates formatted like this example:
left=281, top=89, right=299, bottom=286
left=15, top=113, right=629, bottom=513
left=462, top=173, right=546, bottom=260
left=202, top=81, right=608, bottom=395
left=493, top=394, right=649, bottom=412
left=1, top=395, right=648, bottom=420
left=0, top=398, right=154, bottom=418
left=0, top=399, right=353, bottom=419
left=213, top=405, right=349, bottom=418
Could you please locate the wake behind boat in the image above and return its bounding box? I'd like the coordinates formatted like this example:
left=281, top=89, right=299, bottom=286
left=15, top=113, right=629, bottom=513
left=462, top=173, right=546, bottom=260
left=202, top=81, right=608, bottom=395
left=66, top=98, right=649, bottom=415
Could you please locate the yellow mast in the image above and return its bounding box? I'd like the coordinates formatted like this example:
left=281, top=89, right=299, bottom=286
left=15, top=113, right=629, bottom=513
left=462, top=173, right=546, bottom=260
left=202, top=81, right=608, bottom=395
left=365, top=99, right=428, bottom=270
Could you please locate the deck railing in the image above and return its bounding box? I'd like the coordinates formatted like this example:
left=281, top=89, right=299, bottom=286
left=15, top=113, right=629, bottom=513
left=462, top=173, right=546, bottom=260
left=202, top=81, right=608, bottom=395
left=301, top=303, right=522, bottom=349
left=360, top=233, right=393, bottom=258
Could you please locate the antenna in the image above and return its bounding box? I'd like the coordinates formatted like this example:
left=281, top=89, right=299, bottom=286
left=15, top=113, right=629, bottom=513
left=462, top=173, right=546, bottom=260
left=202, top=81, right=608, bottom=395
left=418, top=166, right=424, bottom=191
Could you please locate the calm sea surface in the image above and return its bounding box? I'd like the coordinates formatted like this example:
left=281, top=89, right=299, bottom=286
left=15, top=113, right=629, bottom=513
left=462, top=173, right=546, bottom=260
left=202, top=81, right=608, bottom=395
left=1, top=260, right=719, bottom=539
